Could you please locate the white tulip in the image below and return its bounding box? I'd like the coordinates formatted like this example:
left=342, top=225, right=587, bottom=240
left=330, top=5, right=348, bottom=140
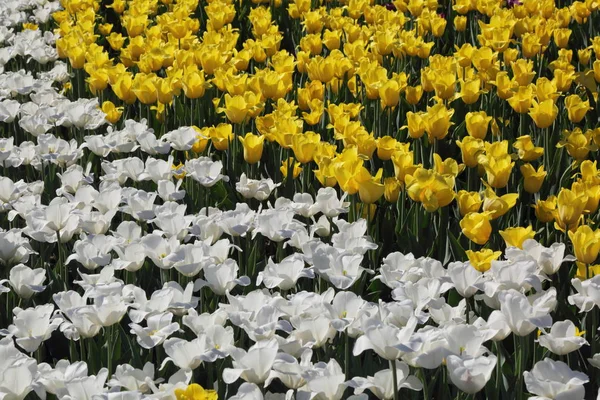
left=538, top=320, right=588, bottom=355
left=524, top=358, right=588, bottom=400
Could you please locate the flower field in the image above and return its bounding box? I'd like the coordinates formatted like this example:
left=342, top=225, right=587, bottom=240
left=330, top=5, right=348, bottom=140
left=3, top=0, right=600, bottom=398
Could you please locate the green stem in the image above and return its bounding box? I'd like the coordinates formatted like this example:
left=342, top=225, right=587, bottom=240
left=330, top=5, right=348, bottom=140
left=390, top=360, right=399, bottom=400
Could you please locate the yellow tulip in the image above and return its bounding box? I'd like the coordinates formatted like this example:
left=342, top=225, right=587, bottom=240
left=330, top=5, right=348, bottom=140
left=357, top=169, right=385, bottom=204
left=191, top=126, right=209, bottom=153
left=513, top=135, right=544, bottom=161
left=210, top=123, right=234, bottom=151
left=565, top=95, right=591, bottom=123
left=174, top=383, right=217, bottom=400
left=575, top=262, right=600, bottom=280
left=391, top=150, right=419, bottom=183
left=529, top=99, right=558, bottom=129
left=520, top=164, right=546, bottom=193
left=280, top=157, right=303, bottom=179
left=478, top=153, right=514, bottom=189
left=238, top=133, right=265, bottom=164
left=499, top=225, right=535, bottom=249
left=465, top=111, right=492, bottom=140
left=557, top=128, right=594, bottom=161
left=402, top=111, right=427, bottom=139
left=379, top=79, right=401, bottom=109
left=424, top=102, right=455, bottom=141
left=218, top=94, right=249, bottom=124
left=555, top=188, right=587, bottom=232
left=569, top=225, right=600, bottom=264
left=535, top=196, right=557, bottom=223
left=376, top=136, right=399, bottom=161
left=456, top=190, right=482, bottom=217
left=507, top=85, right=534, bottom=114
left=553, top=28, right=572, bottom=48
left=460, top=212, right=493, bottom=245
left=459, top=78, right=483, bottom=105
left=101, top=101, right=123, bottom=125
left=291, top=132, right=321, bottom=164
left=456, top=136, right=485, bottom=168
left=482, top=188, right=519, bottom=219
left=534, top=78, right=560, bottom=102
left=512, top=59, right=536, bottom=87
left=182, top=70, right=208, bottom=99
left=405, top=85, right=423, bottom=105
left=433, top=154, right=464, bottom=178
left=314, top=157, right=337, bottom=187
left=405, top=168, right=455, bottom=212
left=454, top=15, right=467, bottom=32
left=384, top=177, right=401, bottom=203
left=466, top=249, right=502, bottom=272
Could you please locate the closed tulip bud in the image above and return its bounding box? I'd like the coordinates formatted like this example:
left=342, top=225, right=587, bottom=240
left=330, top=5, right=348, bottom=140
left=391, top=150, right=419, bottom=183
left=460, top=211, right=493, bottom=245
left=210, top=123, right=234, bottom=151
left=578, top=48, right=591, bottom=65
left=182, top=70, right=208, bottom=99
left=493, top=71, right=517, bottom=100
left=456, top=136, right=485, bottom=168
left=569, top=225, right=600, bottom=264
left=456, top=190, right=482, bottom=216
left=529, top=99, right=558, bottom=128
left=466, top=249, right=502, bottom=272
left=512, top=59, right=536, bottom=86
left=522, top=32, right=542, bottom=58
left=291, top=131, right=320, bottom=164
left=553, top=28, right=572, bottom=48
left=521, top=164, right=546, bottom=193
left=431, top=16, right=447, bottom=37
left=424, top=102, right=455, bottom=141
left=384, top=177, right=401, bottom=202
left=572, top=181, right=600, bottom=216
left=402, top=111, right=426, bottom=139
left=500, top=225, right=535, bottom=249
left=459, top=78, right=482, bottom=105
left=218, top=94, right=249, bottom=124
left=565, top=95, right=591, bottom=123
left=405, top=85, right=423, bottom=105
left=555, top=188, right=587, bottom=231
left=479, top=154, right=514, bottom=189
left=503, top=48, right=519, bottom=65
left=238, top=133, right=265, bottom=164
left=508, top=85, right=534, bottom=114
left=535, top=196, right=557, bottom=223
left=465, top=111, right=492, bottom=139
left=454, top=15, right=467, bottom=32
left=379, top=79, right=401, bottom=109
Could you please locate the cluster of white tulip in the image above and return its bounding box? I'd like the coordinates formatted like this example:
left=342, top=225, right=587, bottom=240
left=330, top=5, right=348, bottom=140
left=1, top=1, right=600, bottom=400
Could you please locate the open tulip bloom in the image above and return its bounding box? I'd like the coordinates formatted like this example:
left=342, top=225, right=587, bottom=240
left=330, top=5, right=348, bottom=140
left=4, top=0, right=600, bottom=399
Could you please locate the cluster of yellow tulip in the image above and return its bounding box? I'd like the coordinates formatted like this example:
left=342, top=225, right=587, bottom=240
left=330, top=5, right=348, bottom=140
left=53, top=0, right=600, bottom=270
